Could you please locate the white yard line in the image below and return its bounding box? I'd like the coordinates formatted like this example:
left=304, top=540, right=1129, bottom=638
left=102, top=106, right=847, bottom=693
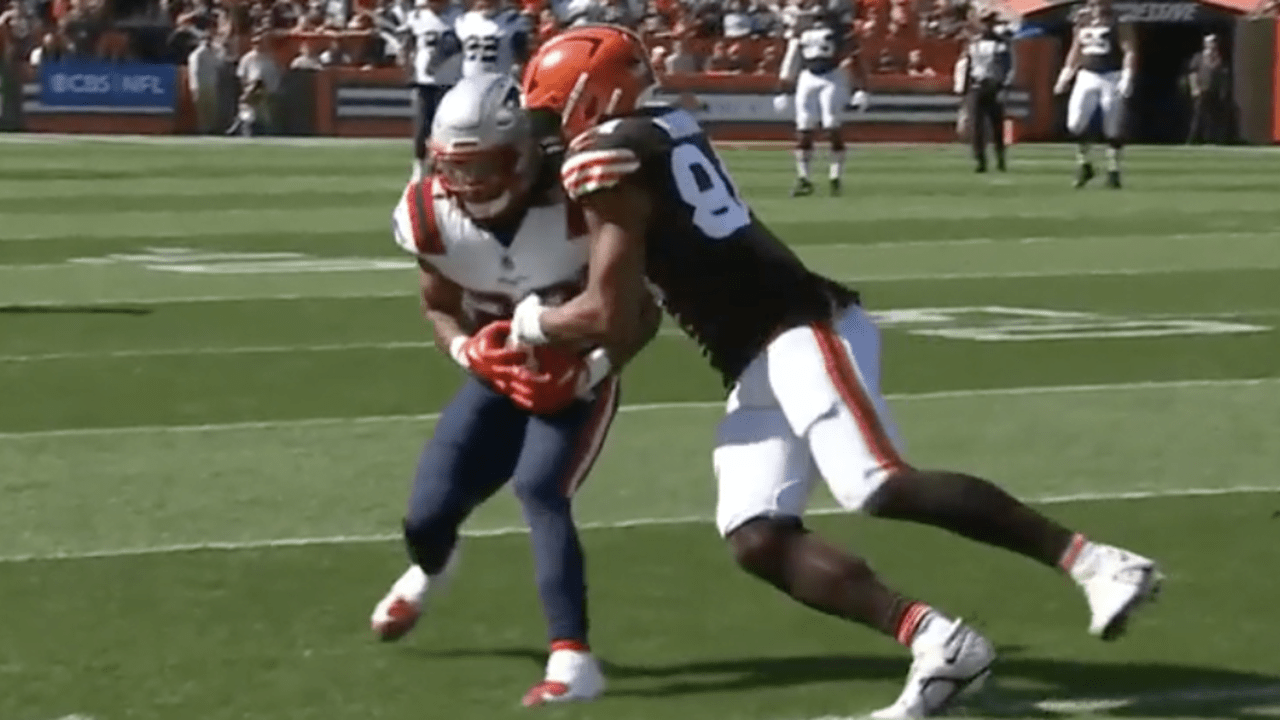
left=5, top=262, right=1280, bottom=308
left=3, top=310, right=1276, bottom=363
left=0, top=377, right=1274, bottom=441
left=804, top=681, right=1280, bottom=720
left=2, top=229, right=1274, bottom=259
left=2, top=485, right=1277, bottom=565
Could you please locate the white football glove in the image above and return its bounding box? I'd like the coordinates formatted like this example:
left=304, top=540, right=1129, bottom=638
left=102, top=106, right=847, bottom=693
left=1118, top=69, right=1134, bottom=98
left=1054, top=68, right=1074, bottom=95
left=772, top=93, right=790, bottom=113
left=851, top=90, right=870, bottom=112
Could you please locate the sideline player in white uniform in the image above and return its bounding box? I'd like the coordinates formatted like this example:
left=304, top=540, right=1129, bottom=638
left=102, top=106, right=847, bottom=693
left=1054, top=0, right=1136, bottom=188
left=777, top=8, right=869, bottom=196
left=370, top=72, right=659, bottom=705
left=455, top=0, right=530, bottom=79
left=521, top=26, right=1165, bottom=719
left=404, top=0, right=463, bottom=181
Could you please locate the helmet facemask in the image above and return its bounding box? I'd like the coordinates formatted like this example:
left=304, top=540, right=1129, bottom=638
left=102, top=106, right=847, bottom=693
left=432, top=137, right=535, bottom=221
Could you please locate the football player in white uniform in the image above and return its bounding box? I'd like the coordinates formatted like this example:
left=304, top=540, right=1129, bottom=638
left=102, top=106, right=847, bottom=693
left=369, top=72, right=659, bottom=705
left=403, top=0, right=463, bottom=180
left=1054, top=0, right=1136, bottom=188
left=777, top=8, right=869, bottom=196
left=455, top=0, right=530, bottom=79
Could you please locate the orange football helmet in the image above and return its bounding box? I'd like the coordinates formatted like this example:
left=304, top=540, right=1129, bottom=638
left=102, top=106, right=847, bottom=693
left=521, top=24, right=657, bottom=140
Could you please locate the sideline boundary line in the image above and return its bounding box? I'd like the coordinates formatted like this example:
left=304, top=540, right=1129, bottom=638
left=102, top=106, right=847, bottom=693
left=2, top=486, right=1277, bottom=564
left=0, top=377, right=1274, bottom=440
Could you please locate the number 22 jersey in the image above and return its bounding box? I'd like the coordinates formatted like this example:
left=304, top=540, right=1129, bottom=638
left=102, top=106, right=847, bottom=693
left=559, top=107, right=859, bottom=387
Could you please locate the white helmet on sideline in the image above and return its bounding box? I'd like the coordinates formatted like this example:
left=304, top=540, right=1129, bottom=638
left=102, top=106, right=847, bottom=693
left=430, top=72, right=537, bottom=221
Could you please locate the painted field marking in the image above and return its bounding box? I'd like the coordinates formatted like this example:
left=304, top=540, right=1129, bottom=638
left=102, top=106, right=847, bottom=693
left=7, top=256, right=1280, bottom=307
left=803, top=682, right=1280, bottom=720
left=0, top=376, right=1275, bottom=441
left=3, top=485, right=1277, bottom=565
left=3, top=308, right=1274, bottom=363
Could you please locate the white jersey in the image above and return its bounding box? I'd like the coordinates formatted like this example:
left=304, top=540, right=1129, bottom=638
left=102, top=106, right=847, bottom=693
left=392, top=177, right=589, bottom=323
left=406, top=5, right=462, bottom=85
left=454, top=9, right=528, bottom=78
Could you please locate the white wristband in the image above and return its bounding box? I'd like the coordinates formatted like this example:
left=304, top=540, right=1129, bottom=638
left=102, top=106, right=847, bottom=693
left=511, top=294, right=549, bottom=346
left=576, top=347, right=613, bottom=396
left=449, top=336, right=469, bottom=368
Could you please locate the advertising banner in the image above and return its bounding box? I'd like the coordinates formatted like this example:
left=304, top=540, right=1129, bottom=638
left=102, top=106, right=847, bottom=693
left=38, top=60, right=177, bottom=113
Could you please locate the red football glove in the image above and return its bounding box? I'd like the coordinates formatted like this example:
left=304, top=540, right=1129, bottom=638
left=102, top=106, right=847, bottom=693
left=506, top=346, right=587, bottom=415
left=461, top=321, right=528, bottom=393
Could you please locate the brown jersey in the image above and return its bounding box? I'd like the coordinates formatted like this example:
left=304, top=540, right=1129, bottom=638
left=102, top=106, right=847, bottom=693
left=560, top=106, right=858, bottom=387
left=1076, top=15, right=1125, bottom=74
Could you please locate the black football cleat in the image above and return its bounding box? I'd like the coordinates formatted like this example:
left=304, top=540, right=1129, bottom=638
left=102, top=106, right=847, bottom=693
left=975, top=163, right=988, bottom=173
left=829, top=177, right=841, bottom=196
left=996, top=156, right=1007, bottom=172
left=1074, top=162, right=1096, bottom=189
left=1106, top=170, right=1122, bottom=189
left=791, top=177, right=814, bottom=197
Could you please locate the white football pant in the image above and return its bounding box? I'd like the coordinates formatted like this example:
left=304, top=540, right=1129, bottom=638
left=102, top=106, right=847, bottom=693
left=795, top=69, right=850, bottom=131
left=714, top=305, right=908, bottom=536
left=1067, top=69, right=1125, bottom=139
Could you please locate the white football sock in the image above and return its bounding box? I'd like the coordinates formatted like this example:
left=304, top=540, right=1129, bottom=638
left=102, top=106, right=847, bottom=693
left=829, top=149, right=845, bottom=180
left=795, top=148, right=812, bottom=180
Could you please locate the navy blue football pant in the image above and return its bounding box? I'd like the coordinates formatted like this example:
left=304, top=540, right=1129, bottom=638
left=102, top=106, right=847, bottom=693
left=403, top=374, right=620, bottom=645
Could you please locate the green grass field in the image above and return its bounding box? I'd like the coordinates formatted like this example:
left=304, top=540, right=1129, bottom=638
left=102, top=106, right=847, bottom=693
left=1, top=136, right=1279, bottom=720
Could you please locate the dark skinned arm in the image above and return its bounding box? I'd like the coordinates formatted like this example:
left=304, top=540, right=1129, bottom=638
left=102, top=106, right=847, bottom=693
left=532, top=181, right=659, bottom=370
left=417, top=257, right=471, bottom=356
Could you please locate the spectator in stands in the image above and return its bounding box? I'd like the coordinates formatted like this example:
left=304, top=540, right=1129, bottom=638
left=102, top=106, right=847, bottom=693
left=703, top=39, right=732, bottom=71
left=723, top=0, right=752, bottom=38
left=754, top=41, right=780, bottom=73
left=875, top=46, right=903, bottom=73
left=188, top=33, right=222, bottom=133
left=28, top=30, right=68, bottom=66
left=598, top=0, right=637, bottom=27
left=856, top=3, right=879, bottom=39
left=537, top=7, right=559, bottom=43
left=748, top=0, right=777, bottom=36
left=906, top=48, right=935, bottom=76
left=290, top=39, right=323, bottom=69
left=231, top=33, right=280, bottom=135
left=649, top=43, right=666, bottom=71
left=319, top=36, right=348, bottom=65
left=664, top=35, right=699, bottom=73
left=777, top=0, right=805, bottom=38
left=888, top=0, right=915, bottom=38
left=724, top=39, right=752, bottom=72
left=1, top=0, right=38, bottom=65
left=60, top=0, right=104, bottom=57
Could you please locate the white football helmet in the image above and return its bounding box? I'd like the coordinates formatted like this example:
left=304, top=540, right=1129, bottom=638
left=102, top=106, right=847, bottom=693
left=430, top=72, right=537, bottom=221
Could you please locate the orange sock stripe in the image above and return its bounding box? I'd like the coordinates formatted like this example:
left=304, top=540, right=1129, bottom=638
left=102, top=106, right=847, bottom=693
left=895, top=602, right=932, bottom=646
left=1059, top=533, right=1087, bottom=572
left=810, top=321, right=910, bottom=473
left=550, top=639, right=590, bottom=653
left=558, top=377, right=621, bottom=497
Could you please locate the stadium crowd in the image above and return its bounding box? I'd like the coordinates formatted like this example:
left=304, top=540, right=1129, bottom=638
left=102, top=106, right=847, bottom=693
left=0, top=0, right=987, bottom=76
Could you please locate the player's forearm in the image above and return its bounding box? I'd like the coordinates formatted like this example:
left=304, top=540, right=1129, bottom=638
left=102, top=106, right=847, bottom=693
left=538, top=290, right=628, bottom=347
left=423, top=305, right=469, bottom=358
left=600, top=292, right=662, bottom=371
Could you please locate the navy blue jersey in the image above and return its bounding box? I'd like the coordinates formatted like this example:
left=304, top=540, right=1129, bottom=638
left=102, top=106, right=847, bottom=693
left=560, top=107, right=858, bottom=386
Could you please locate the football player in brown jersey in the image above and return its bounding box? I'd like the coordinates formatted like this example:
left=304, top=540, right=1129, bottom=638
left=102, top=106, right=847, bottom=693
left=1054, top=0, right=1137, bottom=188
left=511, top=25, right=1163, bottom=719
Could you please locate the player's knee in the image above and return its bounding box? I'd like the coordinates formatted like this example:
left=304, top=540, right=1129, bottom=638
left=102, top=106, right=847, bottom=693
left=725, top=515, right=805, bottom=578
left=511, top=473, right=570, bottom=515
left=795, top=131, right=814, bottom=151
left=828, top=130, right=845, bottom=152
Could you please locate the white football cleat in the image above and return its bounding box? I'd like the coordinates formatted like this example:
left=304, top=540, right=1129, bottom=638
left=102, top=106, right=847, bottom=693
left=521, top=646, right=606, bottom=707
left=1071, top=542, right=1163, bottom=641
left=370, top=552, right=459, bottom=642
left=871, top=616, right=995, bottom=720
